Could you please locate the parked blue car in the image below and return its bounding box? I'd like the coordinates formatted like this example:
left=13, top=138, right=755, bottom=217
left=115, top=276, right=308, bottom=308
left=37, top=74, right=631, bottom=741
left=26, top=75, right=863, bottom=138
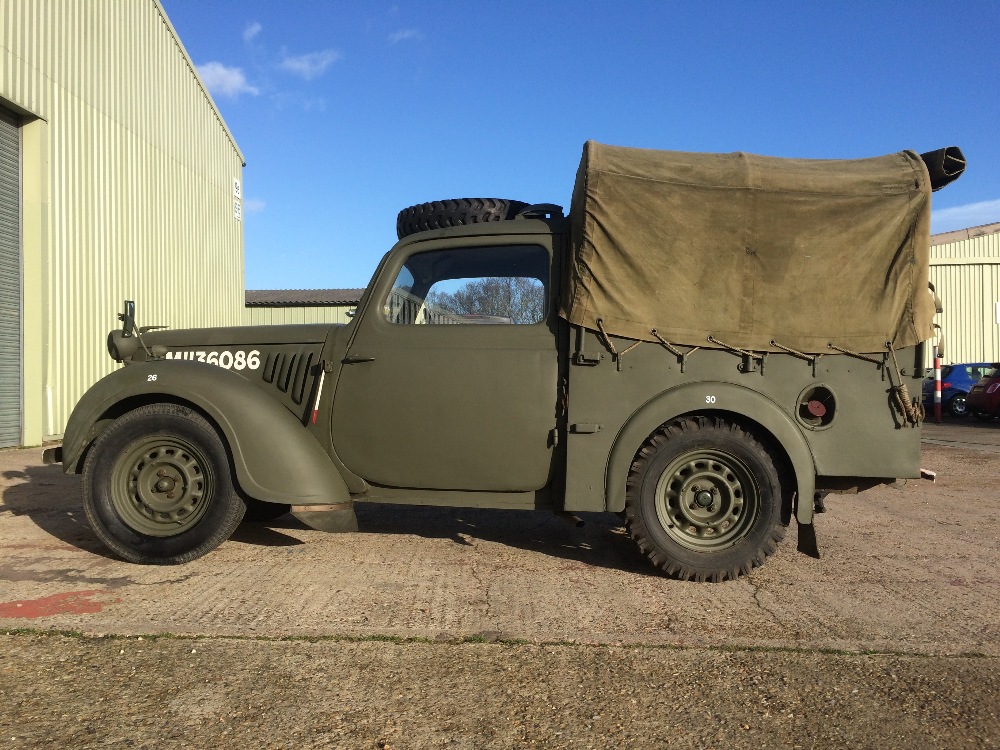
left=922, top=362, right=994, bottom=417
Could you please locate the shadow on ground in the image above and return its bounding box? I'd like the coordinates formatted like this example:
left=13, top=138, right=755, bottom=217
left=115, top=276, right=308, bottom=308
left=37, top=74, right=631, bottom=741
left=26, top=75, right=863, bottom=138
left=3, top=462, right=653, bottom=576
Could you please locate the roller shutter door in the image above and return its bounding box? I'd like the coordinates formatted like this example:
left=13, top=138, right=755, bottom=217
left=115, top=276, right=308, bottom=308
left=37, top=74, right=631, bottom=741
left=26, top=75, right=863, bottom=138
left=0, top=107, right=21, bottom=447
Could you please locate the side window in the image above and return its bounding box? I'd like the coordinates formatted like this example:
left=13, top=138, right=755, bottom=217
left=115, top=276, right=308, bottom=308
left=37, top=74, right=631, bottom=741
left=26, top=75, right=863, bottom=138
left=383, top=245, right=548, bottom=325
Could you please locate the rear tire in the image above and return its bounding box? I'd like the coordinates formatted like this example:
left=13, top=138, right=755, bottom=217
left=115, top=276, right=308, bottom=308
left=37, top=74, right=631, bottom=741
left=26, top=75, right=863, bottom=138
left=82, top=404, right=245, bottom=564
left=396, top=198, right=528, bottom=239
left=625, top=417, right=786, bottom=582
left=947, top=394, right=968, bottom=417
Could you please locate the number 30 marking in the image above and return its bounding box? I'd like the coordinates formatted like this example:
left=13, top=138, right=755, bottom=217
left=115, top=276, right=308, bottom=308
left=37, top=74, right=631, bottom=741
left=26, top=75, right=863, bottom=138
left=705, top=395, right=716, bottom=404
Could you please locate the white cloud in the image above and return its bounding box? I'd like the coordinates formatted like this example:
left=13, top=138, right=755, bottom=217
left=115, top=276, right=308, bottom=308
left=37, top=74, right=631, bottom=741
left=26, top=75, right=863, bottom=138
left=931, top=198, right=1000, bottom=234
left=243, top=22, right=262, bottom=43
left=279, top=49, right=342, bottom=80
left=388, top=29, right=423, bottom=44
left=244, top=198, right=266, bottom=214
left=197, top=62, right=259, bottom=98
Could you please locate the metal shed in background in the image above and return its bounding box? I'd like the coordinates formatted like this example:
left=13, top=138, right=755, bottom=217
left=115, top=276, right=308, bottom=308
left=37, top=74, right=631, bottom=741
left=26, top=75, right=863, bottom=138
left=929, top=222, right=1000, bottom=366
left=0, top=107, right=20, bottom=446
left=243, top=289, right=364, bottom=326
left=1, top=0, right=246, bottom=446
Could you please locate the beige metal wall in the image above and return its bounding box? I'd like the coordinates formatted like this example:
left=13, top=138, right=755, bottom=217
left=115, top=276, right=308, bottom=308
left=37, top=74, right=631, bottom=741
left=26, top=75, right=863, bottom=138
left=929, top=224, right=1000, bottom=365
left=1, top=0, right=245, bottom=440
left=242, top=306, right=356, bottom=326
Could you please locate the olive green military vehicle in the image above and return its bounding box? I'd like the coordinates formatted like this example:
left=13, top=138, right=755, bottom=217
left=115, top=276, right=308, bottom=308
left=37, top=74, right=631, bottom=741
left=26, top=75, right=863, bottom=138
left=46, top=142, right=965, bottom=581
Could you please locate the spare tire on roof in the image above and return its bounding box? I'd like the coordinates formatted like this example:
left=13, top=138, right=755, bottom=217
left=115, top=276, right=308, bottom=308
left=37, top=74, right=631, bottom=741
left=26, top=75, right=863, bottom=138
left=396, top=198, right=529, bottom=239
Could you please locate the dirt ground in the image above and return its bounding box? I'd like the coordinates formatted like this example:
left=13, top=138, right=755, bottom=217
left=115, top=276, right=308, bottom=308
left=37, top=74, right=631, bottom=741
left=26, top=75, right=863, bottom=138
left=1, top=419, right=998, bottom=748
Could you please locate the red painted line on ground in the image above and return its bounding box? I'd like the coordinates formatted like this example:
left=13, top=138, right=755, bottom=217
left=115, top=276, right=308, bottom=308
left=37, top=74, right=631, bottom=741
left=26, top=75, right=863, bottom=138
left=0, top=590, right=121, bottom=619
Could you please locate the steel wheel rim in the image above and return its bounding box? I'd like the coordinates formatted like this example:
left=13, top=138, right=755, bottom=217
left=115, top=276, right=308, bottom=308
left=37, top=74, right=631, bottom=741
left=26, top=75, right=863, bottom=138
left=653, top=449, right=760, bottom=551
left=110, top=436, right=214, bottom=537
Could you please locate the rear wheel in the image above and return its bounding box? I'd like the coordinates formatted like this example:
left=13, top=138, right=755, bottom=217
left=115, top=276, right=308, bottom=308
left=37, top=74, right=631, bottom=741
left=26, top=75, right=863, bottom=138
left=947, top=394, right=968, bottom=417
left=625, top=417, right=787, bottom=582
left=82, top=404, right=245, bottom=564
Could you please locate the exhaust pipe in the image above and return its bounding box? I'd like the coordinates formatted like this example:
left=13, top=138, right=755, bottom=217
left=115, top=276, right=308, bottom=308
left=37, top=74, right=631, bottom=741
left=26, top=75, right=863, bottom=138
left=919, top=146, right=965, bottom=191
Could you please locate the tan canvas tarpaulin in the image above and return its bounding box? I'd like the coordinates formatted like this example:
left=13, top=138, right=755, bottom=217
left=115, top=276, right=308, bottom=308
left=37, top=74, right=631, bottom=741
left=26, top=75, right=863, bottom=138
left=560, top=141, right=935, bottom=354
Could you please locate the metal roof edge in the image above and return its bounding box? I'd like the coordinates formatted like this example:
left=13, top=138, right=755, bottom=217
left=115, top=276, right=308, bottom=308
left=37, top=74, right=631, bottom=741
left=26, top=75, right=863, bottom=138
left=931, top=221, right=1000, bottom=247
left=152, top=0, right=246, bottom=167
left=245, top=288, right=367, bottom=307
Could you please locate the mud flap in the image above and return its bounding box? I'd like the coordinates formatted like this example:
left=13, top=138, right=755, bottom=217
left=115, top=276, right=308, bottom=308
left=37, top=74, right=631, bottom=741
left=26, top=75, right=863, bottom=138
left=796, top=521, right=820, bottom=559
left=291, top=502, right=359, bottom=533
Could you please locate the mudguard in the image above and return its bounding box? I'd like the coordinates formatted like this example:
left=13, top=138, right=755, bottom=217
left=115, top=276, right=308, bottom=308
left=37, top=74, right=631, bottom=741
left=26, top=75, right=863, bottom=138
left=605, top=382, right=818, bottom=525
left=60, top=360, right=350, bottom=506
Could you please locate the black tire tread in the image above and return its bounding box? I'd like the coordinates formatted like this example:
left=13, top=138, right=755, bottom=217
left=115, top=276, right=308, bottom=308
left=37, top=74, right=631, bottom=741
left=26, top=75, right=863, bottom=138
left=82, top=403, right=245, bottom=565
left=396, top=198, right=529, bottom=239
left=624, top=416, right=787, bottom=582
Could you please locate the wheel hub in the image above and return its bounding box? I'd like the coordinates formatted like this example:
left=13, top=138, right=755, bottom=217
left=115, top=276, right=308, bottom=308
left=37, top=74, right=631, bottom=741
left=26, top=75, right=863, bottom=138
left=653, top=449, right=759, bottom=551
left=694, top=489, right=714, bottom=508
left=153, top=473, right=178, bottom=494
left=110, top=437, right=214, bottom=537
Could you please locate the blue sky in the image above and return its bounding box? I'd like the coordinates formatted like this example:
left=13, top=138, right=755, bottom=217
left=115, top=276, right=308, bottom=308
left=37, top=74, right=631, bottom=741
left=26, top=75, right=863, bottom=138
left=160, top=1, right=1000, bottom=291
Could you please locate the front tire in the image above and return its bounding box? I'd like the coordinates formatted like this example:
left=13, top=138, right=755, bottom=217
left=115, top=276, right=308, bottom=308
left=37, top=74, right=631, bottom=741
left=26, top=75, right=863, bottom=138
left=82, top=404, right=245, bottom=564
left=625, top=417, right=787, bottom=582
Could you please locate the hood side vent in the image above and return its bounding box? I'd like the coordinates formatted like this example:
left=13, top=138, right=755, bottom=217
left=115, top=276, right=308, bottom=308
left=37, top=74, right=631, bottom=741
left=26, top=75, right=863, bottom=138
left=260, top=348, right=318, bottom=406
left=291, top=353, right=316, bottom=405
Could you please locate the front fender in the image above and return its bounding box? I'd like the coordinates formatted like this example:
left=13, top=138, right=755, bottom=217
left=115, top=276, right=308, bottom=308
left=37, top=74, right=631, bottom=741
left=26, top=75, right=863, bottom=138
left=61, top=360, right=350, bottom=506
left=606, top=381, right=818, bottom=524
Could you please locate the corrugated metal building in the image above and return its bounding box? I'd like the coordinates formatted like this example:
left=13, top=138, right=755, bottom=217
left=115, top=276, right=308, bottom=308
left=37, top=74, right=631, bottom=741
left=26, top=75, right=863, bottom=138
left=1, top=0, right=246, bottom=446
left=930, top=222, right=1000, bottom=365
left=243, top=289, right=362, bottom=326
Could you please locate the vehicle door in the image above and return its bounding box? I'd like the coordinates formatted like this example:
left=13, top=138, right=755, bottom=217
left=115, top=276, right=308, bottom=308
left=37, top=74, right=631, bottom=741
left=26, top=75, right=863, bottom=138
left=330, top=236, right=558, bottom=492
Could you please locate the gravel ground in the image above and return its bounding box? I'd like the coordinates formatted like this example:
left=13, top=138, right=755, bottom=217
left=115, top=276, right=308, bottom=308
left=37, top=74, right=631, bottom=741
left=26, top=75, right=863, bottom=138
left=2, top=633, right=997, bottom=750
left=2, top=423, right=999, bottom=748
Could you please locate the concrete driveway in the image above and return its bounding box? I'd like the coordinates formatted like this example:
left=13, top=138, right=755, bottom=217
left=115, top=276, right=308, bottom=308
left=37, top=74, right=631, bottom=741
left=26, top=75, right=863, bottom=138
left=2, top=429, right=999, bottom=749
left=1, top=433, right=997, bottom=655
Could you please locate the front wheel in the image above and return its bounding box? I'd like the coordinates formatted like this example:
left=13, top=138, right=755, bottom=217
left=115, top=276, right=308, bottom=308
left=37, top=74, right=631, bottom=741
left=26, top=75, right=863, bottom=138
left=625, top=417, right=787, bottom=582
left=82, top=404, right=245, bottom=564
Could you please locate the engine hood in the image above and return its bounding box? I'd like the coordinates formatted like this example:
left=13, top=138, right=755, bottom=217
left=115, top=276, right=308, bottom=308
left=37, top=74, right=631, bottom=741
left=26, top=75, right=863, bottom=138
left=108, top=323, right=342, bottom=364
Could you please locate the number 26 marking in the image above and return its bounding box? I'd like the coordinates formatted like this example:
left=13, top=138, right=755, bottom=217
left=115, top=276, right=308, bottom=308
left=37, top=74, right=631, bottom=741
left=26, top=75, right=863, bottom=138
left=147, top=374, right=157, bottom=382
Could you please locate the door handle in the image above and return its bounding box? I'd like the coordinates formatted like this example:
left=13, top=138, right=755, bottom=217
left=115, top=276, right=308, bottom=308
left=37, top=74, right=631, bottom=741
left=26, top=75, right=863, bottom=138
left=342, top=355, right=376, bottom=364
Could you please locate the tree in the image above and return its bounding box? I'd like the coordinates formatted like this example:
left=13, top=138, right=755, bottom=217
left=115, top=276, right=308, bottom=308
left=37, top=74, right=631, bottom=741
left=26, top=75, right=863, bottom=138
left=426, top=277, right=545, bottom=324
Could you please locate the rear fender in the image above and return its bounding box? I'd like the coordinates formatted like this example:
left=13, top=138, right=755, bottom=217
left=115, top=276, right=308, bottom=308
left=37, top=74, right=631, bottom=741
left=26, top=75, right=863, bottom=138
left=61, top=360, right=349, bottom=506
left=606, top=382, right=817, bottom=524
